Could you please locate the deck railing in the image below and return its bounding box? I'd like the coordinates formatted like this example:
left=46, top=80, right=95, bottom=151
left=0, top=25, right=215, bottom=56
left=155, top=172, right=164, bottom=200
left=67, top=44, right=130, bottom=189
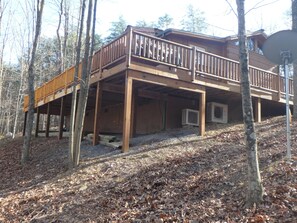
left=92, top=32, right=128, bottom=73
left=24, top=28, right=293, bottom=111
left=131, top=31, right=192, bottom=70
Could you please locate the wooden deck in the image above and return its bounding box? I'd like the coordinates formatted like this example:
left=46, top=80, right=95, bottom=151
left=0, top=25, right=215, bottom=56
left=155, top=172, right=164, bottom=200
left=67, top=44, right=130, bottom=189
left=23, top=27, right=293, bottom=151
left=23, top=27, right=292, bottom=112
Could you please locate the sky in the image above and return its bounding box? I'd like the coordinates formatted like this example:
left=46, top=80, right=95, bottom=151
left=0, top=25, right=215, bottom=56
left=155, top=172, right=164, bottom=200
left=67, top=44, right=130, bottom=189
left=93, top=0, right=291, bottom=37
left=1, top=0, right=292, bottom=64
left=41, top=0, right=292, bottom=38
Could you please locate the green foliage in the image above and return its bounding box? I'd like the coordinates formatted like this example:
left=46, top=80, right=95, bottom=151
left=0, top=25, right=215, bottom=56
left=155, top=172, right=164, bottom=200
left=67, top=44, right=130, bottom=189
left=135, top=14, right=173, bottom=30
left=135, top=20, right=150, bottom=28
left=181, top=4, right=206, bottom=33
left=105, top=16, right=127, bottom=43
left=94, top=34, right=103, bottom=51
left=157, top=14, right=173, bottom=30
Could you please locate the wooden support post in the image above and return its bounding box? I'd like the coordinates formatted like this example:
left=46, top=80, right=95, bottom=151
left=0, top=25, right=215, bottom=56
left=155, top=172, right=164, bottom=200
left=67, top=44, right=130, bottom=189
left=255, top=97, right=261, bottom=123
left=93, top=82, right=102, bottom=146
left=58, top=97, right=66, bottom=140
left=130, top=89, right=138, bottom=138
left=45, top=103, right=51, bottom=138
left=191, top=46, right=196, bottom=81
left=122, top=71, right=133, bottom=152
left=35, top=107, right=40, bottom=137
left=23, top=112, right=27, bottom=136
left=99, top=49, right=103, bottom=78
left=199, top=92, right=206, bottom=136
left=125, top=26, right=133, bottom=67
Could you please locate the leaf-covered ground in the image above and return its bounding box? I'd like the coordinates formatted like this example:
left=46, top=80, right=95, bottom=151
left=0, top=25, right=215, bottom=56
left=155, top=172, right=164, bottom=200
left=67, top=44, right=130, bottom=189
left=0, top=116, right=296, bottom=222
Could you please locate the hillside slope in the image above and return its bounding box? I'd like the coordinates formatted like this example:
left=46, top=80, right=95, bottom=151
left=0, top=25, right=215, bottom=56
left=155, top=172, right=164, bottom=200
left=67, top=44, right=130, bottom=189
left=0, top=116, right=296, bottom=222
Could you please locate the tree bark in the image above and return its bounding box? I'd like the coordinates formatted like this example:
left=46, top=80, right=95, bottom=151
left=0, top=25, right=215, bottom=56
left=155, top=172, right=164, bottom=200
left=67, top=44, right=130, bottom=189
left=236, top=0, right=263, bottom=207
left=22, top=0, right=44, bottom=165
left=292, top=0, right=297, bottom=118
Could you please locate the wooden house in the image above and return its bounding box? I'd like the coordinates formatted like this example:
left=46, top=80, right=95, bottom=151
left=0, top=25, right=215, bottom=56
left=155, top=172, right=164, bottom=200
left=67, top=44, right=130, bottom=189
left=23, top=26, right=292, bottom=152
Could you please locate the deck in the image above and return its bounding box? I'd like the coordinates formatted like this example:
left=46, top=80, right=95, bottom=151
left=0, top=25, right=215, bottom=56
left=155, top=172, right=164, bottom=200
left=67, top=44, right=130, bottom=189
left=24, top=27, right=293, bottom=112
left=23, top=27, right=294, bottom=151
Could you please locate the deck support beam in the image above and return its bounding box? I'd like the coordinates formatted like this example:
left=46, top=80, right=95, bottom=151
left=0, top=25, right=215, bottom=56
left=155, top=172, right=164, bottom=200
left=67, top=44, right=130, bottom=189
left=58, top=97, right=66, bottom=140
left=199, top=92, right=206, bottom=136
left=45, top=103, right=51, bottom=138
left=35, top=107, right=40, bottom=137
left=122, top=71, right=133, bottom=152
left=93, top=82, right=103, bottom=146
left=255, top=97, right=261, bottom=123
left=130, top=88, right=138, bottom=138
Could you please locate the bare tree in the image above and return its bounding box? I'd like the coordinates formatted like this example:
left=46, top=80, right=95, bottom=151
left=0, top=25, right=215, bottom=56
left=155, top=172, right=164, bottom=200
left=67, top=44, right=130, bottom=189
left=62, top=0, right=69, bottom=70
left=13, top=56, right=26, bottom=138
left=0, top=0, right=10, bottom=131
left=22, top=0, right=44, bottom=164
left=292, top=0, right=297, bottom=118
left=54, top=0, right=69, bottom=73
left=56, top=0, right=64, bottom=74
left=236, top=0, right=263, bottom=207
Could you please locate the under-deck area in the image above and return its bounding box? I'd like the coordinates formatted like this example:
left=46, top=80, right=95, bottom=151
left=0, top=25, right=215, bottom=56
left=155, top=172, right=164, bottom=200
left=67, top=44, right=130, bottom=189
left=23, top=27, right=293, bottom=152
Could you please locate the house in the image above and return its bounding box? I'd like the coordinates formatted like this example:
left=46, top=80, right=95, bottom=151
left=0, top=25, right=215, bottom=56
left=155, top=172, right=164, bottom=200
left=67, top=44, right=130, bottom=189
left=23, top=26, right=292, bottom=152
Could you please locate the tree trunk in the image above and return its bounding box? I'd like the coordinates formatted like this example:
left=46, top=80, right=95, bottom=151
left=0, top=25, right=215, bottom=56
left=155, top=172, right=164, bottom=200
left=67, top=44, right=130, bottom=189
left=292, top=0, right=297, bottom=118
left=236, top=0, right=263, bottom=207
left=22, top=0, right=44, bottom=165
left=72, top=0, right=96, bottom=166
left=69, top=0, right=86, bottom=169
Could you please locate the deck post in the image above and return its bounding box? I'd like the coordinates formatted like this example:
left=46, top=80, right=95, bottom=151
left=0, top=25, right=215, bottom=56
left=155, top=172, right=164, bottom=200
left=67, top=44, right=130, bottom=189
left=45, top=102, right=51, bottom=138
left=23, top=112, right=27, bottom=136
left=122, top=71, right=133, bottom=152
left=58, top=97, right=65, bottom=140
left=130, top=88, right=138, bottom=138
left=199, top=92, right=206, bottom=136
left=93, top=82, right=102, bottom=146
left=125, top=26, right=133, bottom=67
left=35, top=107, right=40, bottom=137
left=277, top=73, right=281, bottom=100
left=255, top=97, right=261, bottom=123
left=191, top=46, right=197, bottom=81
left=99, top=49, right=103, bottom=78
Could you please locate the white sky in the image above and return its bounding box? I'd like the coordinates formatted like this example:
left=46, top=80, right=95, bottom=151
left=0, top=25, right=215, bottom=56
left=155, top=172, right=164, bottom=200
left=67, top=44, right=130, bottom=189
left=94, top=0, right=291, bottom=37
left=2, top=0, right=292, bottom=64
left=41, top=0, right=292, bottom=38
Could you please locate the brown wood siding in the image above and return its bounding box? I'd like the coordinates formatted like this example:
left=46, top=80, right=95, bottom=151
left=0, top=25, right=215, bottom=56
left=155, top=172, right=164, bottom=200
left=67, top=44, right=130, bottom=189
left=226, top=44, right=277, bottom=71
left=166, top=96, right=198, bottom=129
left=135, top=100, right=163, bottom=134
left=81, top=95, right=199, bottom=134
left=164, top=36, right=225, bottom=56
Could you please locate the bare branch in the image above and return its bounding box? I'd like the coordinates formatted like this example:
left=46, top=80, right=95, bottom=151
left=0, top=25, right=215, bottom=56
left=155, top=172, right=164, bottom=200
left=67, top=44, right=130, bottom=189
left=246, top=0, right=281, bottom=15
left=225, top=0, right=238, bottom=17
